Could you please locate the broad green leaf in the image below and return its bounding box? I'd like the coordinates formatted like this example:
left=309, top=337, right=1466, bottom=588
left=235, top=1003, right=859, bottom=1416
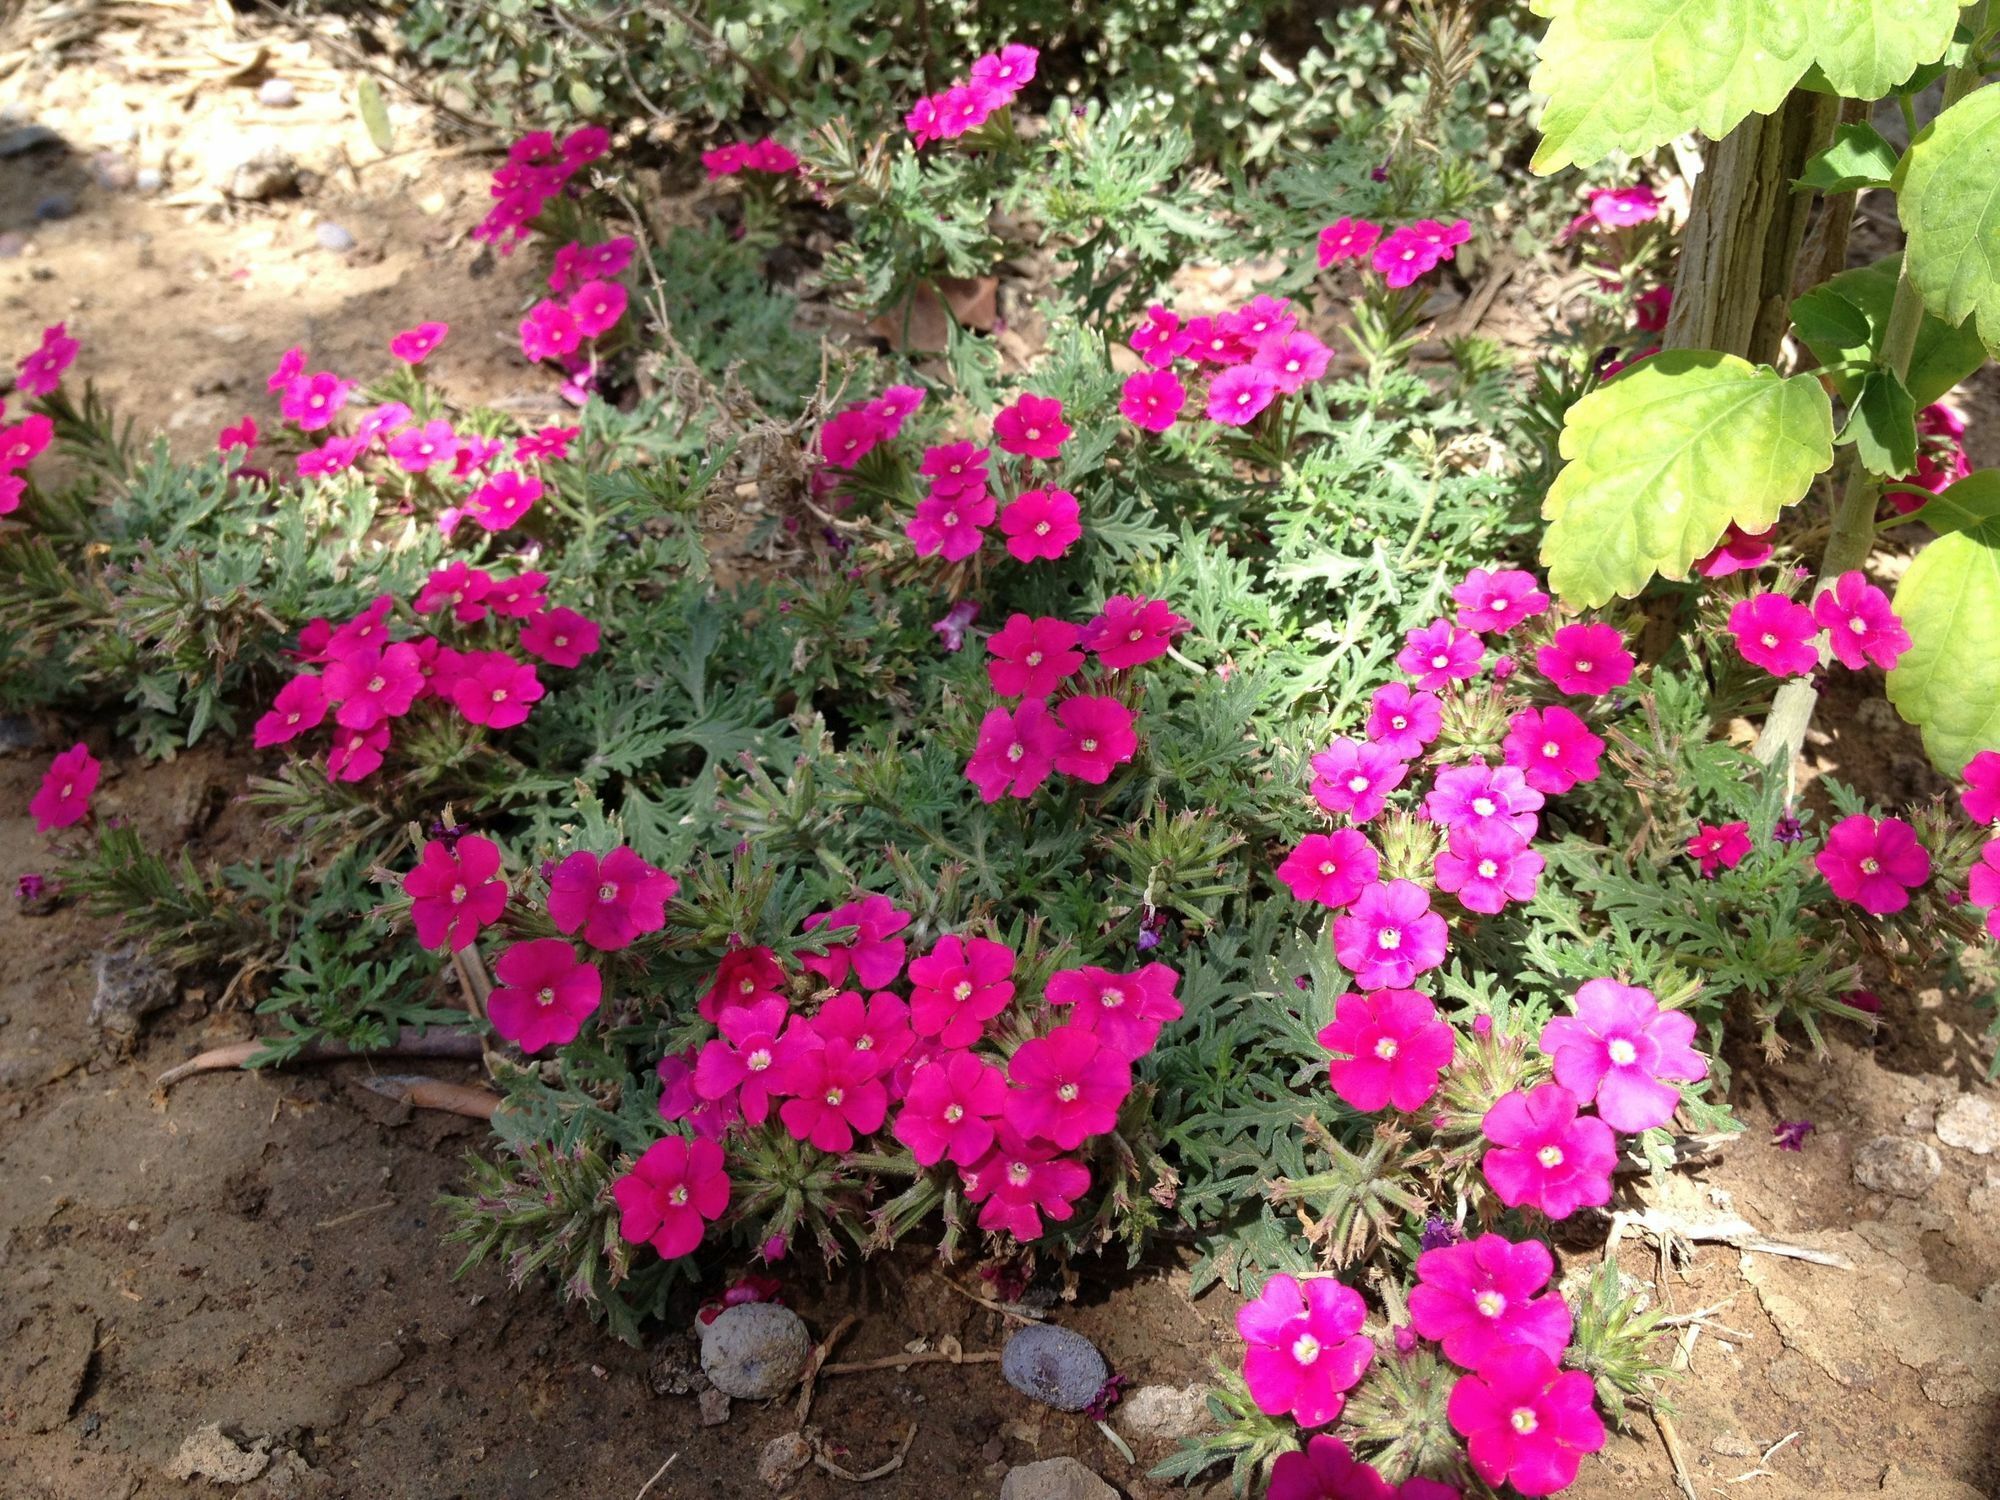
left=1539, top=351, right=1835, bottom=606
left=1842, top=369, right=1918, bottom=476
left=1898, top=82, right=2000, bottom=356
left=1795, top=121, right=1900, bottom=191
left=1809, top=0, right=1962, bottom=99
left=1530, top=0, right=1812, bottom=173
left=1789, top=256, right=1986, bottom=406
left=1886, top=472, right=2000, bottom=771
left=356, top=77, right=393, bottom=153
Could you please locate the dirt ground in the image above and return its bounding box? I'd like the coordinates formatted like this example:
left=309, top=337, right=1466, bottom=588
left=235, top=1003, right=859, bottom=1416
left=5, top=7, right=2000, bottom=1500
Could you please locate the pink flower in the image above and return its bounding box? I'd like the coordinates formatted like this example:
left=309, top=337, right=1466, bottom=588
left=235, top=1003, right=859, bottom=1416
left=297, top=434, right=368, bottom=479
left=267, top=346, right=305, bottom=393
left=1366, top=682, right=1443, bottom=760
left=811, top=988, right=914, bottom=1071
left=1480, top=1083, right=1617, bottom=1219
left=389, top=321, right=448, bottom=363
left=1206, top=365, right=1280, bottom=425
left=356, top=402, right=412, bottom=445
left=1277, top=830, right=1380, bottom=909
left=1334, top=880, right=1449, bottom=990
left=515, top=425, right=579, bottom=463
left=694, top=995, right=793, bottom=1124
left=488, top=937, right=601, bottom=1053
left=1435, top=827, right=1543, bottom=914
left=0, top=412, right=52, bottom=470
left=801, top=894, right=911, bottom=988
left=1962, top=751, right=2000, bottom=826
left=1184, top=316, right=1249, bottom=365
left=1045, top=961, right=1182, bottom=1058
left=1536, top=623, right=1634, bottom=696
left=1000, top=487, right=1082, bottom=561
left=1686, top=821, right=1752, bottom=877
left=1540, top=978, right=1707, bottom=1133
left=1004, top=1024, right=1132, bottom=1148
left=327, top=724, right=389, bottom=783
left=820, top=409, right=885, bottom=470
left=415, top=562, right=494, bottom=624
left=967, top=697, right=1063, bottom=802
left=1053, top=694, right=1138, bottom=784
left=1570, top=184, right=1661, bottom=237
left=327, top=595, right=394, bottom=658
left=985, top=614, right=1084, bottom=697
left=446, top=651, right=543, bottom=728
left=1128, top=305, right=1190, bottom=368
left=1452, top=568, right=1549, bottom=634
left=904, top=96, right=941, bottom=147
left=0, top=473, right=19, bottom=517
left=323, top=642, right=423, bottom=731
left=387, top=419, right=457, bottom=472
left=864, top=384, right=926, bottom=436
left=993, top=393, right=1071, bottom=460
left=403, top=834, right=508, bottom=951
left=896, top=1050, right=1008, bottom=1165
left=611, top=1136, right=730, bottom=1260
left=466, top=470, right=543, bottom=531
left=1310, top=738, right=1409, bottom=824
left=1319, top=988, right=1454, bottom=1112
left=1633, top=284, right=1673, bottom=332
left=547, top=846, right=675, bottom=953
left=1968, top=838, right=2000, bottom=941
left=777, top=1041, right=889, bottom=1151
left=1236, top=1273, right=1373, bottom=1428
left=1081, top=595, right=1189, bottom=669
left=1729, top=593, right=1820, bottom=677
left=1812, top=571, right=1909, bottom=671
left=29, top=743, right=100, bottom=832
left=216, top=415, right=260, bottom=454
left=520, top=301, right=582, bottom=363
left=1267, top=1436, right=1394, bottom=1500
left=1815, top=813, right=1930, bottom=914
left=1425, top=761, right=1542, bottom=842
left=699, top=945, right=787, bottom=1023
left=934, top=81, right=1008, bottom=139
left=253, top=674, right=327, bottom=747
left=1252, top=330, right=1332, bottom=394
left=17, top=322, right=78, bottom=396
left=907, top=487, right=996, bottom=561
left=920, top=441, right=990, bottom=494
left=1119, top=369, right=1187, bottom=431
left=1227, top=295, right=1297, bottom=343
left=961, top=1126, right=1090, bottom=1240
left=1397, top=618, right=1484, bottom=690
left=1501, top=706, right=1603, bottom=795
left=520, top=606, right=601, bottom=667
left=1317, top=218, right=1382, bottom=267
left=1410, top=1234, right=1572, bottom=1368
left=1447, top=1346, right=1607, bottom=1496
left=1372, top=220, right=1469, bottom=288
left=280, top=371, right=355, bottom=431
left=969, top=43, right=1038, bottom=98
left=1694, top=522, right=1774, bottom=577
left=568, top=279, right=627, bottom=338
left=907, top=935, right=1016, bottom=1046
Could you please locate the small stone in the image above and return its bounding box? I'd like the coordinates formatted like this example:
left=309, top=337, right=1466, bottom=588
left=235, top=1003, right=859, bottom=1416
left=1765, top=1352, right=1814, bottom=1402
left=1853, top=1135, right=1943, bottom=1198
left=1709, top=1433, right=1760, bottom=1458
left=998, top=1456, right=1118, bottom=1500
left=757, top=1432, right=813, bottom=1489
left=1936, top=1095, right=2000, bottom=1155
left=1002, top=1325, right=1109, bottom=1413
left=1117, top=1382, right=1211, bottom=1439
left=0, top=715, right=42, bottom=752
left=136, top=166, right=164, bottom=193
left=697, top=1386, right=731, bottom=1426
left=315, top=222, right=355, bottom=252
left=697, top=1303, right=811, bottom=1399
left=89, top=945, right=176, bottom=1037
left=259, top=78, right=298, bottom=108
left=91, top=152, right=135, bottom=190
left=169, top=1424, right=272, bottom=1484
left=647, top=1330, right=707, bottom=1397
left=32, top=194, right=75, bottom=222
left=224, top=148, right=299, bottom=201
left=0, top=124, right=62, bottom=157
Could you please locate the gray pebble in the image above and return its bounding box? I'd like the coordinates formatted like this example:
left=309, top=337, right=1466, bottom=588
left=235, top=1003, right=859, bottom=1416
left=1001, top=1324, right=1109, bottom=1412
left=135, top=166, right=164, bottom=193
left=259, top=78, right=298, bottom=108
left=315, top=221, right=356, bottom=252
left=697, top=1302, right=811, bottom=1399
left=32, top=194, right=75, bottom=222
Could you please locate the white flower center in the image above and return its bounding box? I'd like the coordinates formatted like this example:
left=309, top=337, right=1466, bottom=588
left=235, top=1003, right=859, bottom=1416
left=668, top=1185, right=689, bottom=1207
left=824, top=1087, right=844, bottom=1107
left=1861, top=857, right=1880, bottom=875
left=1537, top=1145, right=1564, bottom=1168
left=1510, top=1407, right=1538, bottom=1435
left=943, top=1104, right=964, bottom=1123
left=1477, top=859, right=1499, bottom=879
left=953, top=981, right=974, bottom=1001
left=1006, top=743, right=1024, bottom=763
left=450, top=884, right=467, bottom=904
left=1057, top=1083, right=1079, bottom=1102
left=1373, top=1037, right=1398, bottom=1060
left=747, top=1048, right=772, bottom=1072
left=1318, top=861, right=1338, bottom=876
left=1472, top=797, right=1496, bottom=817
left=1291, top=1333, right=1322, bottom=1365
left=1081, top=737, right=1099, bottom=752
left=366, top=676, right=386, bottom=693
left=1347, top=775, right=1370, bottom=794
left=1542, top=741, right=1560, bottom=758
left=1476, top=1291, right=1506, bottom=1318
left=1377, top=929, right=1402, bottom=950
left=1007, top=1160, right=1031, bottom=1186
left=598, top=883, right=618, bottom=902
left=1431, top=653, right=1450, bottom=669
left=1607, top=1038, right=1637, bottom=1065
left=1391, top=715, right=1407, bottom=730
left=1025, top=651, right=1043, bottom=666
left=535, top=987, right=555, bottom=1007
left=1099, top=988, right=1124, bottom=1009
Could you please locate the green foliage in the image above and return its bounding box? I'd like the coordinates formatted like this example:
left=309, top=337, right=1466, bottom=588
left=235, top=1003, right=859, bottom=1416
left=1897, top=80, right=2000, bottom=358
left=1887, top=472, right=2000, bottom=773
left=1791, top=255, right=1988, bottom=408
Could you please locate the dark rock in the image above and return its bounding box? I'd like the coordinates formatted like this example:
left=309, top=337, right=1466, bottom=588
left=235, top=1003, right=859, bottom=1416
left=89, top=944, right=175, bottom=1037
left=1001, top=1324, right=1108, bottom=1412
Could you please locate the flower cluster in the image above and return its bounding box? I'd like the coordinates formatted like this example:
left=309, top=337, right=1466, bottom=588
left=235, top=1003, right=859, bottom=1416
left=905, top=44, right=1038, bottom=146
left=1893, top=401, right=1970, bottom=511
left=1726, top=572, right=1909, bottom=677
left=519, top=235, right=635, bottom=395
left=1316, top=216, right=1473, bottom=290
left=471, top=125, right=612, bottom=251
left=1119, top=294, right=1334, bottom=431
left=1964, top=751, right=2000, bottom=940
left=1560, top=182, right=1661, bottom=242
left=700, top=137, right=800, bottom=180
left=2, top=323, right=73, bottom=518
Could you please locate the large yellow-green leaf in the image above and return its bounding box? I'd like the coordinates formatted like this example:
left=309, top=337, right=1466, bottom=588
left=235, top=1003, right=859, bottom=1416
left=1886, top=473, right=2000, bottom=773
left=1898, top=82, right=2000, bottom=356
left=1789, top=255, right=1986, bottom=408
left=1811, top=0, right=1962, bottom=99
left=1530, top=0, right=1813, bottom=173
left=1539, top=352, right=1835, bottom=606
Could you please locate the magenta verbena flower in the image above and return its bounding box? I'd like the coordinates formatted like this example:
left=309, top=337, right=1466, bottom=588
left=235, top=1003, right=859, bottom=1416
left=1318, top=987, right=1454, bottom=1113
left=1127, top=305, right=1190, bottom=368
left=1252, top=329, right=1331, bottom=393
left=1277, top=829, right=1380, bottom=909
left=1501, top=705, right=1603, bottom=795
left=1409, top=1233, right=1572, bottom=1369
left=280, top=369, right=355, bottom=432
left=467, top=470, right=544, bottom=532
left=1119, top=368, right=1186, bottom=431
left=1452, top=567, right=1549, bottom=634
left=1728, top=592, right=1820, bottom=677
left=1053, top=694, right=1138, bottom=784
left=254, top=674, right=327, bottom=748
left=1372, top=219, right=1469, bottom=289
left=1044, top=961, right=1182, bottom=1058
left=894, top=1049, right=1007, bottom=1166
left=967, top=697, right=1063, bottom=802
left=1815, top=813, right=1931, bottom=914
left=29, top=742, right=100, bottom=833
left=445, top=651, right=544, bottom=728
left=415, top=562, right=493, bottom=624
left=1206, top=365, right=1279, bottom=425
left=961, top=1125, right=1089, bottom=1240
left=819, top=408, right=885, bottom=470
left=1685, top=821, right=1751, bottom=877
left=907, top=486, right=996, bottom=561
left=1970, top=839, right=2000, bottom=942
left=611, top=1136, right=730, bottom=1260
left=993, top=392, right=1071, bottom=460
left=322, top=642, right=423, bottom=731
left=1424, top=760, right=1543, bottom=842
left=1333, top=880, right=1449, bottom=990
left=548, top=845, right=677, bottom=951
left=489, top=937, right=601, bottom=1053
left=1812, top=570, right=1909, bottom=671
left=0, top=411, right=53, bottom=471
left=1236, top=1272, right=1373, bottom=1428
left=1316, top=217, right=1382, bottom=268
left=811, top=988, right=914, bottom=1074
left=1448, top=1346, right=1606, bottom=1496
left=1536, top=622, right=1634, bottom=697
left=776, top=1038, right=890, bottom=1151
left=1004, top=1022, right=1132, bottom=1149
left=985, top=613, right=1084, bottom=698
left=1695, top=521, right=1774, bottom=577
left=801, top=893, right=911, bottom=988
left=700, top=945, right=788, bottom=1023
left=1397, top=617, right=1484, bottom=690
left=1081, top=594, right=1189, bottom=670
left=568, top=278, right=628, bottom=339
left=1962, top=750, right=2000, bottom=827
left=1000, top=487, right=1082, bottom=561
left=327, top=723, right=389, bottom=783
left=386, top=418, right=457, bottom=472
left=1435, top=825, right=1543, bottom=914
left=403, top=833, right=508, bottom=952
left=1266, top=1434, right=1395, bottom=1500
left=1480, top=1083, right=1617, bottom=1220
left=1227, top=295, right=1297, bottom=344
left=1184, top=315, right=1250, bottom=366
left=17, top=321, right=78, bottom=397
left=1366, top=682, right=1442, bottom=760
left=520, top=606, right=602, bottom=668
left=1540, top=978, right=1706, bottom=1135
left=693, top=995, right=792, bottom=1125
left=1310, top=737, right=1409, bottom=824
left=388, top=320, right=448, bottom=363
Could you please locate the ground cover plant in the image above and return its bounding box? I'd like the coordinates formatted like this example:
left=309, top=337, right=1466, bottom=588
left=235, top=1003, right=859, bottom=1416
left=6, top=2, right=2000, bottom=1496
